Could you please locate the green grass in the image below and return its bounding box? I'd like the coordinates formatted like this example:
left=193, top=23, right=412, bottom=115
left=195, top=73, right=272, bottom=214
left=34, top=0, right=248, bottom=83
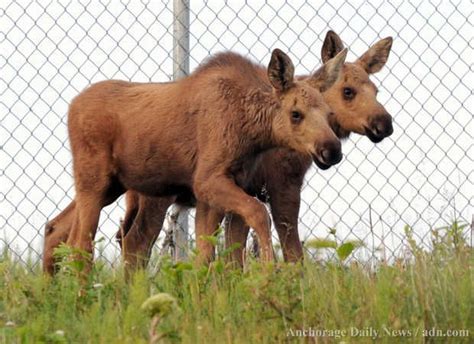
left=0, top=224, right=472, bottom=343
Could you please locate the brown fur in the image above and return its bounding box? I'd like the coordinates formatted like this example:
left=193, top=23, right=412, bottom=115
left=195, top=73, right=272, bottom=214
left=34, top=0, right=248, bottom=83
left=113, top=31, right=394, bottom=268
left=43, top=48, right=346, bottom=274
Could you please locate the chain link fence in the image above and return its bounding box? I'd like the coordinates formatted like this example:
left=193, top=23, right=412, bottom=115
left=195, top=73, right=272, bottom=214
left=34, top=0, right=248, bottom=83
left=1, top=0, right=472, bottom=268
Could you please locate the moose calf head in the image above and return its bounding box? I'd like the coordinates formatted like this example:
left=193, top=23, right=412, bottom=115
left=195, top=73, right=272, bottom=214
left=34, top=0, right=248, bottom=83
left=314, top=31, right=394, bottom=144
left=268, top=48, right=347, bottom=169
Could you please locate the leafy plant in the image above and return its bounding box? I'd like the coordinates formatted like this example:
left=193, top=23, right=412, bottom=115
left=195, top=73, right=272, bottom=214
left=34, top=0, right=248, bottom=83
left=305, top=228, right=364, bottom=262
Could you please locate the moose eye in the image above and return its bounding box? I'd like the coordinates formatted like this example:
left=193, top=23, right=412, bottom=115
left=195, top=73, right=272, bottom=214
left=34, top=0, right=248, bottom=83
left=291, top=111, right=303, bottom=124
left=343, top=87, right=356, bottom=100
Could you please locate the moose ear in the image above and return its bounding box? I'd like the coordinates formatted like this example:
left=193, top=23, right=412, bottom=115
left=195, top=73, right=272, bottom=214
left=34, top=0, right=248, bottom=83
left=268, top=49, right=295, bottom=92
left=308, top=48, right=347, bottom=92
left=356, top=37, right=393, bottom=74
left=321, top=30, right=345, bottom=63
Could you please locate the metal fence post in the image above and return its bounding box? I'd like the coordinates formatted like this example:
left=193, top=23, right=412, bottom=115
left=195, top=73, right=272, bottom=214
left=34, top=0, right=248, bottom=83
left=171, top=0, right=190, bottom=261
left=173, top=0, right=190, bottom=79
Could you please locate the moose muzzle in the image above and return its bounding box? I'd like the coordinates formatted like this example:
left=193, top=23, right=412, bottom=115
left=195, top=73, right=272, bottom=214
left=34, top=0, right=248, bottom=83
left=313, top=139, right=342, bottom=170
left=366, top=113, right=393, bottom=143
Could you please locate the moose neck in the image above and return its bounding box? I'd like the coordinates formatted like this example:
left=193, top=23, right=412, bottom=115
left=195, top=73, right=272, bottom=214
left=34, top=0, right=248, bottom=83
left=192, top=51, right=280, bottom=158
left=213, top=72, right=277, bottom=156
left=239, top=88, right=277, bottom=153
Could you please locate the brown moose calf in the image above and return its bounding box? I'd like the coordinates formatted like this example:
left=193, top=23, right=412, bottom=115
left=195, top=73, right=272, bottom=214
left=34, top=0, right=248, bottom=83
left=44, top=48, right=347, bottom=273
left=115, top=31, right=394, bottom=268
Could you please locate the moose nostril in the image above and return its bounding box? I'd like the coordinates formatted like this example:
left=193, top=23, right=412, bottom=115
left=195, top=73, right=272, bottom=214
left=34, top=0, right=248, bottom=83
left=375, top=123, right=384, bottom=135
left=372, top=115, right=393, bottom=137
left=320, top=140, right=342, bottom=165
left=321, top=149, right=332, bottom=162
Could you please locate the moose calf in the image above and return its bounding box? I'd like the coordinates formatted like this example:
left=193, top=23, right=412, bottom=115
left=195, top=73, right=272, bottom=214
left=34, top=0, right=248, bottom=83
left=44, top=47, right=348, bottom=274
left=115, top=31, right=393, bottom=268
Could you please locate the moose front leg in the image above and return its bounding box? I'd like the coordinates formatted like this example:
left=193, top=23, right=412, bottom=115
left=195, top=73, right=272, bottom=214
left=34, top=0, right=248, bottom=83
left=224, top=192, right=302, bottom=265
left=194, top=175, right=274, bottom=263
left=267, top=182, right=304, bottom=262
left=224, top=214, right=250, bottom=267
left=194, top=201, right=225, bottom=264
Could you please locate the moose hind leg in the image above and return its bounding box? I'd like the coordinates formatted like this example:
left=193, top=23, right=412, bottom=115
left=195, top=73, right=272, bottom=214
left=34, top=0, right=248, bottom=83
left=122, top=195, right=174, bottom=271
left=116, top=191, right=140, bottom=247
left=66, top=192, right=103, bottom=258
left=66, top=149, right=122, bottom=269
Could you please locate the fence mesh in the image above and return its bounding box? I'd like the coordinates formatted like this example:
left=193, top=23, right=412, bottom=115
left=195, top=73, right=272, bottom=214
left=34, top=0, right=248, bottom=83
left=1, top=0, right=472, bottom=268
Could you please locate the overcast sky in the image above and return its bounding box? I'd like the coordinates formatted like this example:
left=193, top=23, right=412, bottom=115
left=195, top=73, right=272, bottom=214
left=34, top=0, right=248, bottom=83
left=1, top=0, right=472, bottom=264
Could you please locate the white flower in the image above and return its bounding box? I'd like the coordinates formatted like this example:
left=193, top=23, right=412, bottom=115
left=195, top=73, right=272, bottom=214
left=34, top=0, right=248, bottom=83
left=5, top=321, right=16, bottom=327
left=93, top=283, right=104, bottom=289
left=55, top=330, right=65, bottom=336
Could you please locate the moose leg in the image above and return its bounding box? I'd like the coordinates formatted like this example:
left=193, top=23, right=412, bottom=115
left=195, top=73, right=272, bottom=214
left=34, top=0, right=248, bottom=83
left=65, top=150, right=123, bottom=271
left=43, top=200, right=76, bottom=274
left=224, top=192, right=303, bottom=264
left=224, top=214, right=250, bottom=267
left=121, top=195, right=174, bottom=271
left=268, top=183, right=304, bottom=262
left=194, top=175, right=274, bottom=262
left=195, top=201, right=225, bottom=264
left=66, top=192, right=104, bottom=260
left=116, top=191, right=140, bottom=248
